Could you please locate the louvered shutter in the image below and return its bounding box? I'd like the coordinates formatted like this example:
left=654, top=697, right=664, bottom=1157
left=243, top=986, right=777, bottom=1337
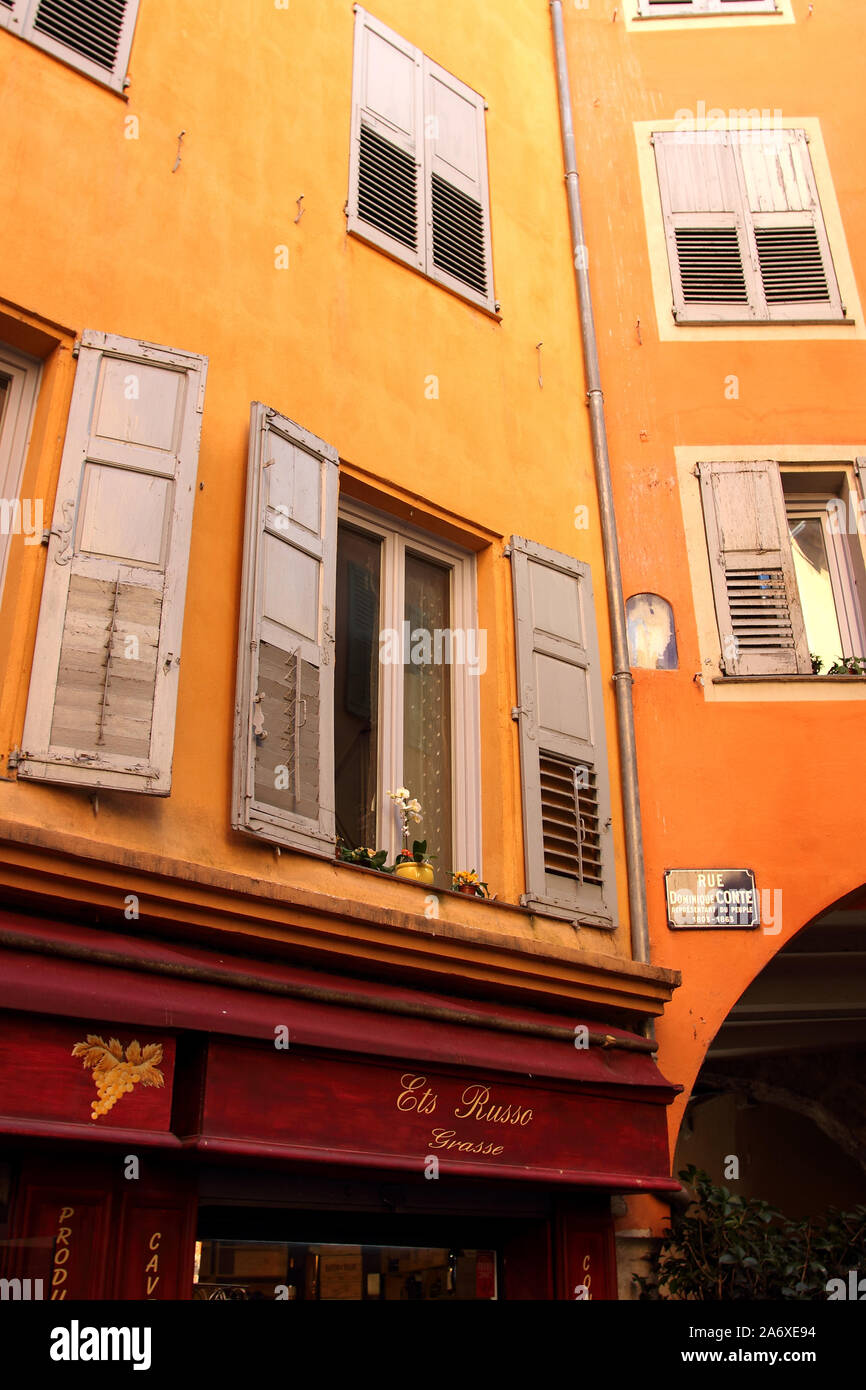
left=232, top=403, right=338, bottom=856
left=654, top=132, right=760, bottom=322
left=510, top=537, right=616, bottom=928
left=735, top=130, right=844, bottom=322
left=19, top=330, right=207, bottom=793
left=347, top=7, right=424, bottom=274
left=14, top=1, right=139, bottom=92
left=699, top=460, right=811, bottom=675
left=423, top=57, right=494, bottom=312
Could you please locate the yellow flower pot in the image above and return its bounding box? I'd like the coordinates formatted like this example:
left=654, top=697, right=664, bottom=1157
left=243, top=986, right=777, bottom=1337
left=394, top=860, right=435, bottom=885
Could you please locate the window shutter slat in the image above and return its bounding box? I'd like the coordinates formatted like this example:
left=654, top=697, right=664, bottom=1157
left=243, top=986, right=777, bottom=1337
left=510, top=536, right=616, bottom=928
left=347, top=7, right=423, bottom=272
left=20, top=330, right=208, bottom=793
left=423, top=58, right=494, bottom=311
left=698, top=460, right=811, bottom=675
left=232, top=403, right=338, bottom=856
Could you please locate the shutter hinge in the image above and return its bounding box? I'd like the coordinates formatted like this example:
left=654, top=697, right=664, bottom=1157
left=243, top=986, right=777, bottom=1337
left=510, top=707, right=521, bottom=722
left=692, top=464, right=701, bottom=478
left=855, top=457, right=866, bottom=478
left=71, top=338, right=81, bottom=358
left=503, top=543, right=512, bottom=558
left=6, top=747, right=20, bottom=770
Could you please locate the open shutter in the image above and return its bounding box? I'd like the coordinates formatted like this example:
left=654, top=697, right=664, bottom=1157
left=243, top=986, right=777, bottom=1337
left=699, top=460, right=811, bottom=675
left=19, top=330, right=207, bottom=793
left=232, top=403, right=338, bottom=856
left=423, top=57, right=494, bottom=312
left=347, top=7, right=424, bottom=274
left=510, top=537, right=616, bottom=928
left=16, top=0, right=139, bottom=92
left=654, top=131, right=760, bottom=323
left=735, top=130, right=844, bottom=322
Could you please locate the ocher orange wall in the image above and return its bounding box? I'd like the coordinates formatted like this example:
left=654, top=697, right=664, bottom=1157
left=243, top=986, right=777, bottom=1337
left=0, top=4, right=635, bottom=961
left=564, top=0, right=866, bottom=1138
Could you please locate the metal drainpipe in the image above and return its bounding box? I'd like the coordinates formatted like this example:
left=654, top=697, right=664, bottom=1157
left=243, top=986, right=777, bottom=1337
left=550, top=1, right=650, bottom=968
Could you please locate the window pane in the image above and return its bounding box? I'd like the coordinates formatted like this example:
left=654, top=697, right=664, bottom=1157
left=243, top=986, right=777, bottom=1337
left=335, top=525, right=381, bottom=851
left=403, top=553, right=452, bottom=884
left=788, top=513, right=842, bottom=666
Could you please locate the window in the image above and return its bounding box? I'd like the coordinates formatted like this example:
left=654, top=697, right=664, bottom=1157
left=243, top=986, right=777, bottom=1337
left=232, top=405, right=482, bottom=885
left=637, top=0, right=778, bottom=15
left=20, top=330, right=208, bottom=792
left=347, top=7, right=495, bottom=313
left=0, top=0, right=139, bottom=94
left=0, top=342, right=41, bottom=605
left=698, top=460, right=866, bottom=675
left=653, top=129, right=844, bottom=323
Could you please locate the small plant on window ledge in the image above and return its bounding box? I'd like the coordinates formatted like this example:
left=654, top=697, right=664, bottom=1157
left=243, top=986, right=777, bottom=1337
left=810, top=653, right=824, bottom=674
left=451, top=870, right=491, bottom=899
left=826, top=656, right=866, bottom=676
left=387, top=789, right=436, bottom=883
left=335, top=842, right=391, bottom=872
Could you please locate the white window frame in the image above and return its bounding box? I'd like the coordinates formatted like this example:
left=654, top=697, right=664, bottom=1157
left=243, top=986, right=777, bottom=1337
left=0, top=0, right=139, bottom=94
left=0, top=342, right=41, bottom=605
left=337, top=498, right=482, bottom=874
left=783, top=479, right=866, bottom=661
left=637, top=0, right=779, bottom=16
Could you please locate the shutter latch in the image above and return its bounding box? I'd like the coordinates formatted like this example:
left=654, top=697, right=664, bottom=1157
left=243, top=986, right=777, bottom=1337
left=252, top=693, right=267, bottom=742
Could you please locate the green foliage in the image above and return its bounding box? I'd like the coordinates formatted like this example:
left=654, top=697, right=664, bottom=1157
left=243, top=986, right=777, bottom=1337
left=634, top=1167, right=866, bottom=1300
left=810, top=653, right=823, bottom=674
left=335, top=843, right=391, bottom=871
left=826, top=656, right=866, bottom=676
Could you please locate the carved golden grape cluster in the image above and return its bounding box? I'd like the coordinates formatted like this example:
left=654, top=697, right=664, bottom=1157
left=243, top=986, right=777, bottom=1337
left=72, top=1035, right=165, bottom=1120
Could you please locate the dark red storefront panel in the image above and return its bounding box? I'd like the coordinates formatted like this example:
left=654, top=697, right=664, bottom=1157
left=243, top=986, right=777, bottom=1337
left=113, top=1188, right=197, bottom=1299
left=0, top=1011, right=175, bottom=1138
left=6, top=1178, right=113, bottom=1299
left=556, top=1208, right=618, bottom=1301
left=199, top=1040, right=674, bottom=1190
left=501, top=1221, right=554, bottom=1300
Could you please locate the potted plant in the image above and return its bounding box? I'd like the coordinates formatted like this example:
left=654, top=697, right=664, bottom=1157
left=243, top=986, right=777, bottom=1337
left=451, top=870, right=490, bottom=898
left=335, top=842, right=390, bottom=872
left=388, top=788, right=435, bottom=884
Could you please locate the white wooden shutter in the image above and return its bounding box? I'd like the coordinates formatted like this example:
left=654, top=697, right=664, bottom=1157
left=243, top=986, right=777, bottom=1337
left=13, top=0, right=139, bottom=92
left=232, top=403, right=338, bottom=856
left=735, top=130, right=844, bottom=321
left=510, top=537, right=616, bottom=928
left=655, top=130, right=844, bottom=323
left=639, top=1, right=778, bottom=15
left=19, top=330, right=207, bottom=793
left=654, top=132, right=759, bottom=322
left=347, top=7, right=424, bottom=274
left=423, top=57, right=494, bottom=312
left=0, top=1, right=26, bottom=34
left=699, top=460, right=811, bottom=675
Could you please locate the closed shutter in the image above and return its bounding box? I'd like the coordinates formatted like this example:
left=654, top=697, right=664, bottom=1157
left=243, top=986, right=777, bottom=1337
left=14, top=1, right=139, bottom=92
left=654, top=130, right=844, bottom=323
left=423, top=57, right=494, bottom=312
left=232, top=403, right=338, bottom=856
left=698, top=460, right=811, bottom=674
left=347, top=7, right=424, bottom=274
left=736, top=130, right=843, bottom=321
left=510, top=537, right=616, bottom=928
left=654, top=132, right=759, bottom=322
left=19, top=330, right=207, bottom=793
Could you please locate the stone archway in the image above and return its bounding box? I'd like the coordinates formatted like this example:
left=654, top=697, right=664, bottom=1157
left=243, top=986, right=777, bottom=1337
left=674, top=885, right=866, bottom=1216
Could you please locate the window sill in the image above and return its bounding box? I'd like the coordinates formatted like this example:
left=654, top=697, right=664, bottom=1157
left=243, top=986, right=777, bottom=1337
left=713, top=674, right=866, bottom=683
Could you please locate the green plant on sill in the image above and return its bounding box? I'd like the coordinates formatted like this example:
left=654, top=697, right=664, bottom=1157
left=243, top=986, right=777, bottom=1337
left=826, top=656, right=866, bottom=676
left=810, top=653, right=824, bottom=674
left=633, top=1165, right=866, bottom=1301
left=395, top=839, right=437, bottom=866
left=335, top=842, right=391, bottom=872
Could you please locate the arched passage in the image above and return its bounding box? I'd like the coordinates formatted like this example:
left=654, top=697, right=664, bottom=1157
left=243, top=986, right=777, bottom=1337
left=674, top=885, right=866, bottom=1217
